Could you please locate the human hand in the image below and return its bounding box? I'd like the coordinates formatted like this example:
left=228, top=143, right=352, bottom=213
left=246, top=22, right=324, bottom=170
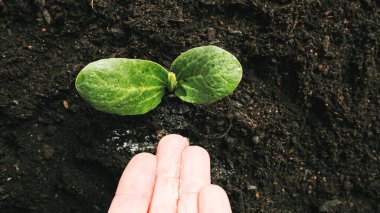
left=109, top=134, right=232, bottom=213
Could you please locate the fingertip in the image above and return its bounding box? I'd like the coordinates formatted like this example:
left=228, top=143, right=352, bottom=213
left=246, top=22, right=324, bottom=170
left=182, top=146, right=210, bottom=162
left=130, top=152, right=156, bottom=165
left=122, top=153, right=157, bottom=176
left=161, top=134, right=186, bottom=141
left=116, top=152, right=157, bottom=196
left=109, top=153, right=157, bottom=213
left=158, top=134, right=189, bottom=147
left=156, top=134, right=189, bottom=157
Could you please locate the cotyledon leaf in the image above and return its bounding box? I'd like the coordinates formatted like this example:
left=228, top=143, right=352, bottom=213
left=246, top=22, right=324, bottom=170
left=75, top=58, right=169, bottom=115
left=170, top=45, right=242, bottom=104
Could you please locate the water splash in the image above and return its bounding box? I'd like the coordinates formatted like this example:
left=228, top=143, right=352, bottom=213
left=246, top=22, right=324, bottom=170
left=105, top=129, right=156, bottom=154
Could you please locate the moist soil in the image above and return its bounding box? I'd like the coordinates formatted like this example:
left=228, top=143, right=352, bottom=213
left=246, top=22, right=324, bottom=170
left=0, top=0, right=379, bottom=212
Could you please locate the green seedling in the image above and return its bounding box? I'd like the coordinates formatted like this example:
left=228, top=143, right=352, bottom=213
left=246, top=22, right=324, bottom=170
left=75, top=45, right=242, bottom=115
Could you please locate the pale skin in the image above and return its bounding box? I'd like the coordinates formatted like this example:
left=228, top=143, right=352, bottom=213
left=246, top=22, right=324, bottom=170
left=109, top=134, right=232, bottom=213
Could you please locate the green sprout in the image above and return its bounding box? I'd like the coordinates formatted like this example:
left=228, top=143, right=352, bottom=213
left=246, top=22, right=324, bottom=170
left=75, top=45, right=243, bottom=115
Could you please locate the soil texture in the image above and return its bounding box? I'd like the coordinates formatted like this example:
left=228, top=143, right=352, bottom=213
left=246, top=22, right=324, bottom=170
left=0, top=0, right=379, bottom=212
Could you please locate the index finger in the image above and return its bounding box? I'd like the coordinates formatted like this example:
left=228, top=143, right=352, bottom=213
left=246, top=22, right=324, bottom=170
left=109, top=153, right=157, bottom=213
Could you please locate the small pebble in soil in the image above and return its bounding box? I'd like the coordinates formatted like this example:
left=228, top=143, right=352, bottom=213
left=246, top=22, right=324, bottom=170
left=255, top=192, right=260, bottom=199
left=207, top=27, right=215, bottom=41
left=232, top=100, right=244, bottom=108
left=252, top=136, right=260, bottom=144
left=0, top=0, right=6, bottom=14
left=63, top=100, right=69, bottom=109
left=319, top=199, right=341, bottom=212
left=42, top=9, right=52, bottom=25
left=232, top=112, right=245, bottom=122
left=42, top=144, right=55, bottom=159
left=171, top=104, right=190, bottom=114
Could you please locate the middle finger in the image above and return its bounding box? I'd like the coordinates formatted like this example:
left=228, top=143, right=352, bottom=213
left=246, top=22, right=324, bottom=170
left=149, top=134, right=189, bottom=213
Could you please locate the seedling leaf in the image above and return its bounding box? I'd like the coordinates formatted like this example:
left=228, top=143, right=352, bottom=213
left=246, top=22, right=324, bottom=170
left=75, top=58, right=168, bottom=115
left=170, top=45, right=242, bottom=104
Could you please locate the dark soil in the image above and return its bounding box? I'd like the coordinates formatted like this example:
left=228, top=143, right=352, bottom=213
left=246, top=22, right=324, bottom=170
left=1, top=0, right=379, bottom=212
